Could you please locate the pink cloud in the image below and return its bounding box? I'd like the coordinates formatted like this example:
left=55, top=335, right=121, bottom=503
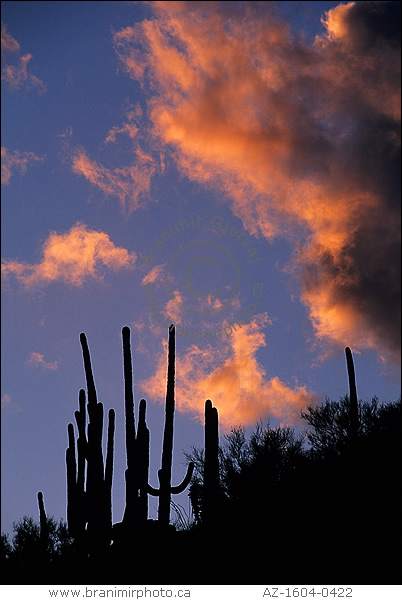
left=140, top=315, right=317, bottom=428
left=1, top=146, right=44, bottom=185
left=1, top=24, right=47, bottom=92
left=114, top=1, right=401, bottom=361
left=2, top=222, right=137, bottom=288
left=141, top=264, right=165, bottom=286
left=26, top=352, right=58, bottom=371
left=72, top=149, right=156, bottom=213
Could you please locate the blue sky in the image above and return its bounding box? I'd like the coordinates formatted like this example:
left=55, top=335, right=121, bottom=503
left=2, top=1, right=400, bottom=536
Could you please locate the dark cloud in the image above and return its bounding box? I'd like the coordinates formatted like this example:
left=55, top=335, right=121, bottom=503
left=114, top=0, right=401, bottom=360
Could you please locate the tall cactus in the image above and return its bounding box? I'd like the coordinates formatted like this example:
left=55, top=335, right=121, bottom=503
left=81, top=332, right=115, bottom=549
left=65, top=325, right=195, bottom=544
left=148, top=325, right=194, bottom=526
left=203, top=399, right=219, bottom=527
left=66, top=333, right=115, bottom=552
left=345, top=346, right=358, bottom=443
left=122, top=326, right=150, bottom=526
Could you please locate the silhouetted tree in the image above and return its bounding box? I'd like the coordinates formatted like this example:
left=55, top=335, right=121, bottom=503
left=186, top=421, right=305, bottom=531
left=2, top=515, right=74, bottom=583
left=301, top=395, right=401, bottom=459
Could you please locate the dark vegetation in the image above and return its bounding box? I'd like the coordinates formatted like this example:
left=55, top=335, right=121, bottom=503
left=1, top=327, right=401, bottom=584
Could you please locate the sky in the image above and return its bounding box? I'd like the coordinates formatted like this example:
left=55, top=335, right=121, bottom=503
left=1, top=1, right=400, bottom=537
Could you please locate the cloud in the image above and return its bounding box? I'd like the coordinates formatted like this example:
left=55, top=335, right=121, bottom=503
left=104, top=104, right=142, bottom=144
left=140, top=316, right=317, bottom=428
left=1, top=393, right=12, bottom=408
left=1, top=147, right=44, bottom=185
left=1, top=23, right=20, bottom=52
left=163, top=290, right=184, bottom=325
left=114, top=1, right=401, bottom=362
left=72, top=148, right=156, bottom=213
left=1, top=23, right=47, bottom=92
left=1, top=222, right=137, bottom=288
left=1, top=393, right=21, bottom=413
left=129, top=319, right=157, bottom=356
left=141, top=264, right=165, bottom=285
left=26, top=352, right=58, bottom=371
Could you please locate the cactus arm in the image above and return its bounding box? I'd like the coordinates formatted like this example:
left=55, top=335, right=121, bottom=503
left=66, top=423, right=77, bottom=489
left=66, top=421, right=81, bottom=538
left=105, top=408, right=115, bottom=530
left=171, top=462, right=195, bottom=494
left=105, top=409, right=115, bottom=489
left=80, top=333, right=97, bottom=406
left=74, top=389, right=87, bottom=493
left=80, top=334, right=104, bottom=486
left=137, top=398, right=150, bottom=522
left=148, top=463, right=195, bottom=496
left=147, top=481, right=161, bottom=496
left=147, top=464, right=194, bottom=496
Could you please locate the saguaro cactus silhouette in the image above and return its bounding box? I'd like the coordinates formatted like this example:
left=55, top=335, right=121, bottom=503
left=37, top=491, right=49, bottom=551
left=66, top=334, right=115, bottom=552
left=203, top=399, right=219, bottom=527
left=345, top=346, right=358, bottom=442
left=65, top=324, right=197, bottom=552
left=66, top=390, right=86, bottom=541
left=148, top=325, right=194, bottom=526
left=122, top=326, right=150, bottom=527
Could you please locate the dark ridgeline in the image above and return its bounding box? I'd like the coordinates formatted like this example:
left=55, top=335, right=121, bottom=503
left=2, top=333, right=400, bottom=584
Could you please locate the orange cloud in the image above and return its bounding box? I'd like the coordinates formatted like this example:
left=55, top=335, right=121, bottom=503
left=1, top=222, right=136, bottom=288
left=140, top=316, right=317, bottom=428
left=322, top=2, right=356, bottom=42
left=1, top=24, right=46, bottom=92
left=104, top=104, right=142, bottom=144
left=1, top=146, right=44, bottom=185
left=114, top=1, right=401, bottom=361
left=1, top=23, right=20, bottom=52
left=1, top=393, right=12, bottom=408
left=141, top=264, right=165, bottom=285
left=26, top=352, right=58, bottom=371
left=1, top=392, right=21, bottom=413
left=72, top=149, right=156, bottom=213
left=163, top=290, right=184, bottom=325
